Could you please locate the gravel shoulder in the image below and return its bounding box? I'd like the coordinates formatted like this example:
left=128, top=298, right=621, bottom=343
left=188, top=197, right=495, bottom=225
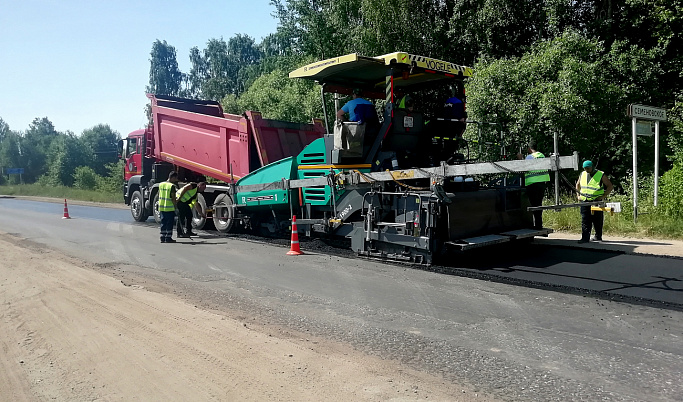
left=0, top=233, right=487, bottom=402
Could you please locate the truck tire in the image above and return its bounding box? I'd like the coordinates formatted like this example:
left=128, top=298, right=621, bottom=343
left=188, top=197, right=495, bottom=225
left=153, top=193, right=161, bottom=224
left=212, top=193, right=235, bottom=233
left=192, top=193, right=212, bottom=230
left=130, top=190, right=149, bottom=222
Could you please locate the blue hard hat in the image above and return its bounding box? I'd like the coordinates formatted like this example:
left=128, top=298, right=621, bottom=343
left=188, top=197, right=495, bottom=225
left=582, top=160, right=593, bottom=168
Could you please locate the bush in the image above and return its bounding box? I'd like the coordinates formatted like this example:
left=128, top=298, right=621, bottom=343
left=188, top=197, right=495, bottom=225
left=659, top=163, right=683, bottom=219
left=95, top=161, right=123, bottom=194
left=73, top=166, right=100, bottom=190
left=36, top=174, right=54, bottom=187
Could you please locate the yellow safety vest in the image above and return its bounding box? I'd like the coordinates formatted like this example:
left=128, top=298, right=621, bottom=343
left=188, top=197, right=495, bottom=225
left=525, top=152, right=551, bottom=185
left=179, top=187, right=198, bottom=209
left=158, top=181, right=175, bottom=212
left=578, top=170, right=605, bottom=201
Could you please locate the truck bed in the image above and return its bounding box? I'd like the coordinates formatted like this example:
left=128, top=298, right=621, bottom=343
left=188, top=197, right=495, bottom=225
left=147, top=94, right=325, bottom=183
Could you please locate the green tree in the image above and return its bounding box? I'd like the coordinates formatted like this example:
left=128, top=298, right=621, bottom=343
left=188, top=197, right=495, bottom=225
left=80, top=124, right=121, bottom=176
left=43, top=132, right=90, bottom=187
left=466, top=31, right=662, bottom=181
left=447, top=0, right=549, bottom=63
left=25, top=117, right=58, bottom=148
left=188, top=36, right=263, bottom=101
left=237, top=68, right=322, bottom=123
left=227, top=34, right=262, bottom=96
left=201, top=38, right=233, bottom=101
left=146, top=40, right=183, bottom=96
left=353, top=0, right=454, bottom=58
left=73, top=166, right=100, bottom=190
left=560, top=0, right=682, bottom=100
left=667, top=96, right=683, bottom=165
left=96, top=161, right=124, bottom=194
left=185, top=46, right=208, bottom=98
left=21, top=117, right=59, bottom=182
left=0, top=132, right=22, bottom=183
left=272, top=0, right=340, bottom=59
left=0, top=117, right=9, bottom=143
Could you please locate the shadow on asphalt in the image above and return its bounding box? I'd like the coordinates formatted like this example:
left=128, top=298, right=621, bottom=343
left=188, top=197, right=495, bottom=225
left=437, top=243, right=683, bottom=308
left=176, top=240, right=229, bottom=246
left=447, top=243, right=624, bottom=270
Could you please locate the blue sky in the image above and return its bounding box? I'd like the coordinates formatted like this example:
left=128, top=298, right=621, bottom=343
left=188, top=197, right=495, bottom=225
left=0, top=0, right=278, bottom=137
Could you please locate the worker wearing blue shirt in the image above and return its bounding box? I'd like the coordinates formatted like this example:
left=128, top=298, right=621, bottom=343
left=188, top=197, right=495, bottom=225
left=444, top=96, right=465, bottom=121
left=337, top=88, right=372, bottom=122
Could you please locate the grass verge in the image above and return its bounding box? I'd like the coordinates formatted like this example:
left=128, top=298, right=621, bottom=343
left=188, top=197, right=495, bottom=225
left=543, top=195, right=683, bottom=240
left=0, top=184, right=121, bottom=204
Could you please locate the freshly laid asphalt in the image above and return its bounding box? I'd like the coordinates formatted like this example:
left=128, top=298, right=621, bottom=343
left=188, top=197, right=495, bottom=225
left=438, top=242, right=682, bottom=308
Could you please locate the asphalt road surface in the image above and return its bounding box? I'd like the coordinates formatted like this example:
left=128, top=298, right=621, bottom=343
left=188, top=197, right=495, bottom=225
left=1, top=197, right=682, bottom=401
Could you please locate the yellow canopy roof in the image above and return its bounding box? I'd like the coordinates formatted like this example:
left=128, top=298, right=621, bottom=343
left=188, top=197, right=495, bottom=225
left=289, top=52, right=473, bottom=90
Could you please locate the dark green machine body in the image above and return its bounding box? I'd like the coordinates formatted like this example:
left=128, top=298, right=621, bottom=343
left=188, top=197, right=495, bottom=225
left=230, top=104, right=534, bottom=264
left=226, top=51, right=543, bottom=263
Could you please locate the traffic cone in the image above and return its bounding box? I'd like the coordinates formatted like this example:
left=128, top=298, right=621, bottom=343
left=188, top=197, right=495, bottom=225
left=62, top=199, right=71, bottom=219
left=286, top=215, right=303, bottom=255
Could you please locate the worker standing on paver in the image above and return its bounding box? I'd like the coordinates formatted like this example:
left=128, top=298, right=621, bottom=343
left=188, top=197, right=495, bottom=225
left=176, top=181, right=207, bottom=238
left=521, top=140, right=550, bottom=229
left=158, top=172, right=179, bottom=243
left=576, top=160, right=613, bottom=243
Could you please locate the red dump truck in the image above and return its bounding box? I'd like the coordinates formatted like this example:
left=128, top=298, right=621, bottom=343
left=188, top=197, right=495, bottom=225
left=120, top=94, right=325, bottom=227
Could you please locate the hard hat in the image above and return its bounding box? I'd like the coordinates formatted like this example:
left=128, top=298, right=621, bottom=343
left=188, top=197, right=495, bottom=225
left=582, top=160, right=593, bottom=168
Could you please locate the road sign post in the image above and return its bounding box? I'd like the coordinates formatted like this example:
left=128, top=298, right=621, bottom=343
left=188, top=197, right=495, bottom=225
left=627, top=104, right=667, bottom=222
left=6, top=168, right=24, bottom=184
left=631, top=117, right=638, bottom=222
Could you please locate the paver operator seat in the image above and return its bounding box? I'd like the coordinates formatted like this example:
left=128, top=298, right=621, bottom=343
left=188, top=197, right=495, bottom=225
left=333, top=103, right=381, bottom=161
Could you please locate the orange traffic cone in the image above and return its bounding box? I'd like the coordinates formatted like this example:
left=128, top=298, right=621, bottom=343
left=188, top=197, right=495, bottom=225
left=62, top=199, right=71, bottom=219
left=286, top=215, right=303, bottom=255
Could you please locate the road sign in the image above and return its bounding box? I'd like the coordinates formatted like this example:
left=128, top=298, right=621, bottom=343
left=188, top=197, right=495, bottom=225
left=628, top=104, right=667, bottom=121
left=628, top=103, right=668, bottom=223
left=636, top=120, right=653, bottom=136
left=6, top=168, right=24, bottom=174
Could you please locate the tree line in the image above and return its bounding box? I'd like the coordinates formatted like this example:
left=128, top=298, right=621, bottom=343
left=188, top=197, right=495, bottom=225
left=0, top=117, right=121, bottom=192
left=2, top=1, right=681, bottom=218
left=146, top=0, right=682, bottom=218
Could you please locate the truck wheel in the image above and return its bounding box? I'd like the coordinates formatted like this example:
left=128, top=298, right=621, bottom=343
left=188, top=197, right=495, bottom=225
left=212, top=193, right=235, bottom=233
left=153, top=193, right=161, bottom=224
left=130, top=191, right=149, bottom=222
left=192, top=193, right=210, bottom=230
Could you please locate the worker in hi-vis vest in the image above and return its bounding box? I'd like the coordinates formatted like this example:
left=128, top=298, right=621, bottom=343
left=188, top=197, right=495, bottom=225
left=519, top=140, right=550, bottom=229
left=575, top=160, right=613, bottom=243
left=176, top=181, right=207, bottom=238
left=158, top=171, right=179, bottom=243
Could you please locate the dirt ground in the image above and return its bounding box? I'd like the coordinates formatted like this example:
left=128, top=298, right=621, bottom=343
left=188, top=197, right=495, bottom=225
left=0, top=234, right=487, bottom=402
